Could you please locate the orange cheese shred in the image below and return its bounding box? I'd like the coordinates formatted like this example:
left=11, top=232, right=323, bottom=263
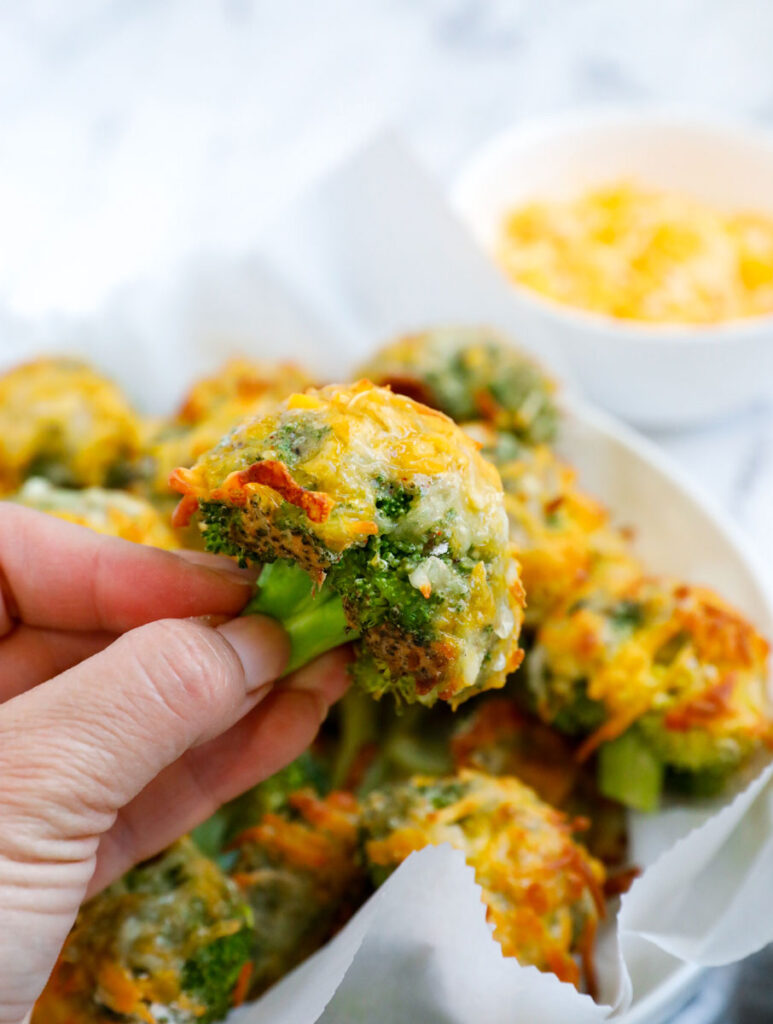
left=210, top=460, right=335, bottom=524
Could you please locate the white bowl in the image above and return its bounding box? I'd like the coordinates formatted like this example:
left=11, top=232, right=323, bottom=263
left=452, top=111, right=773, bottom=429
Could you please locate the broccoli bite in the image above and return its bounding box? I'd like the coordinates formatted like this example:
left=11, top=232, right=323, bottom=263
left=193, top=751, right=330, bottom=858
left=525, top=576, right=771, bottom=810
left=466, top=423, right=635, bottom=626
left=452, top=698, right=629, bottom=867
left=146, top=358, right=313, bottom=494
left=170, top=380, right=525, bottom=706
left=360, top=769, right=605, bottom=992
left=358, top=326, right=557, bottom=444
left=12, top=477, right=179, bottom=549
left=228, top=788, right=367, bottom=998
left=33, top=838, right=254, bottom=1024
left=0, top=357, right=142, bottom=494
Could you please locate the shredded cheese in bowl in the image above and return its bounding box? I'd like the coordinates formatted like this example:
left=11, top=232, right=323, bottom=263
left=499, top=182, right=773, bottom=325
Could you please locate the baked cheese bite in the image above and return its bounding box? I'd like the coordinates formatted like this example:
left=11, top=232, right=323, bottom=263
left=0, top=357, right=141, bottom=494
left=33, top=838, right=254, bottom=1024
left=451, top=698, right=629, bottom=868
left=360, top=769, right=605, bottom=993
left=147, top=358, right=313, bottom=494
left=228, top=788, right=366, bottom=998
left=465, top=423, right=636, bottom=626
left=525, top=576, right=771, bottom=810
left=170, top=380, right=525, bottom=707
left=359, top=326, right=558, bottom=445
left=12, top=477, right=179, bottom=549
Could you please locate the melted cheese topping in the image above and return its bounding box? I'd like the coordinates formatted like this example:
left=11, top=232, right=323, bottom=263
left=0, top=358, right=141, bottom=494
left=363, top=770, right=605, bottom=992
left=176, top=380, right=508, bottom=559
left=500, top=181, right=773, bottom=324
left=33, top=838, right=251, bottom=1024
left=13, top=478, right=179, bottom=550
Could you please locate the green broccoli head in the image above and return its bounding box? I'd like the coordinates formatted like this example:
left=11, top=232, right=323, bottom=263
left=180, top=929, right=254, bottom=1023
left=192, top=751, right=330, bottom=859
left=171, top=380, right=524, bottom=707
left=228, top=788, right=367, bottom=999
left=33, top=838, right=254, bottom=1024
left=358, top=326, right=558, bottom=444
left=529, top=577, right=771, bottom=810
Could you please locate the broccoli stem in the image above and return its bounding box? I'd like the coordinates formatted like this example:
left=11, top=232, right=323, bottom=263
left=246, top=561, right=358, bottom=675
left=598, top=728, right=664, bottom=813
left=331, top=689, right=380, bottom=790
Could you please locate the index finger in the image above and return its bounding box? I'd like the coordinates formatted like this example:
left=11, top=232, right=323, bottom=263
left=0, top=504, right=255, bottom=633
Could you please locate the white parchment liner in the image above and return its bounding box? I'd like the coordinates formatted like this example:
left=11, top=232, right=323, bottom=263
left=4, top=136, right=773, bottom=1024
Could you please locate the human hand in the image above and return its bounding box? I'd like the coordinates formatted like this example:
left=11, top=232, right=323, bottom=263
left=0, top=505, right=350, bottom=1024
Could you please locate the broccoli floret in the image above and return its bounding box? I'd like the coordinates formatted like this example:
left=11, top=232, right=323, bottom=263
left=192, top=751, right=329, bottom=859
left=374, top=477, right=415, bottom=520
left=181, top=928, right=254, bottom=1024
left=200, top=500, right=248, bottom=560
left=328, top=535, right=448, bottom=643
left=350, top=651, right=428, bottom=704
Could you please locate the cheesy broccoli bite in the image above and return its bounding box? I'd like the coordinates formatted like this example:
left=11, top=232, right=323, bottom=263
left=359, top=326, right=558, bottom=445
left=361, top=769, right=605, bottom=992
left=525, top=577, right=771, bottom=810
left=228, top=787, right=366, bottom=998
left=33, top=838, right=254, bottom=1024
left=452, top=699, right=629, bottom=868
left=12, top=477, right=179, bottom=549
left=147, top=358, right=313, bottom=495
left=465, top=423, right=636, bottom=626
left=171, top=380, right=525, bottom=707
left=0, top=357, right=141, bottom=494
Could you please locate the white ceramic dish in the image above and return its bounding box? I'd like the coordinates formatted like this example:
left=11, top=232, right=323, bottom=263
left=452, top=111, right=773, bottom=429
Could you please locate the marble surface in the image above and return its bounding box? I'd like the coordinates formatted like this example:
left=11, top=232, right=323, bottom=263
left=2, top=3, right=773, bottom=1020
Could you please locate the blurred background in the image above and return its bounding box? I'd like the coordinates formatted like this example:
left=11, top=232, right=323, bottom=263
left=3, top=3, right=773, bottom=1020
left=3, top=0, right=773, bottom=318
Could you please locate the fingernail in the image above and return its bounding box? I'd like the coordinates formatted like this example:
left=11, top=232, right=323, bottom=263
left=218, top=615, right=290, bottom=691
left=176, top=549, right=260, bottom=587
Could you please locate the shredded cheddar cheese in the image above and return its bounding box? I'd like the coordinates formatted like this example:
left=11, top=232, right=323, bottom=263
left=500, top=182, right=773, bottom=324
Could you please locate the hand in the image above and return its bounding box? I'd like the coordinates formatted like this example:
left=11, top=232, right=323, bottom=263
left=0, top=505, right=350, bottom=1024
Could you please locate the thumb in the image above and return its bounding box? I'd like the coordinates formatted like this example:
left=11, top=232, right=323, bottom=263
left=0, top=613, right=287, bottom=1022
